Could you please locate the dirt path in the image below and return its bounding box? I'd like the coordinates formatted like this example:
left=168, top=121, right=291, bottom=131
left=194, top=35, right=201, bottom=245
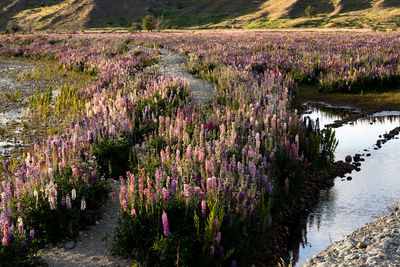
left=39, top=181, right=129, bottom=267
left=155, top=48, right=215, bottom=105
left=40, top=47, right=214, bottom=266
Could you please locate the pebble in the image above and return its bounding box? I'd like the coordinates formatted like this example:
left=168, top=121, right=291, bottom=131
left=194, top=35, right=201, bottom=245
left=304, top=211, right=400, bottom=266
left=64, top=241, right=75, bottom=250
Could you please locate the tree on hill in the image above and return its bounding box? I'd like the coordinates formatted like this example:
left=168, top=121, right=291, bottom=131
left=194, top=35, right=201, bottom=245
left=305, top=6, right=317, bottom=18
left=142, top=15, right=156, bottom=32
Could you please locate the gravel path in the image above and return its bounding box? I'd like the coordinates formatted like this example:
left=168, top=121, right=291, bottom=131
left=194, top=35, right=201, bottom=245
left=40, top=47, right=214, bottom=267
left=156, top=48, right=215, bottom=105
left=132, top=45, right=215, bottom=105
left=304, top=209, right=400, bottom=266
left=40, top=181, right=129, bottom=267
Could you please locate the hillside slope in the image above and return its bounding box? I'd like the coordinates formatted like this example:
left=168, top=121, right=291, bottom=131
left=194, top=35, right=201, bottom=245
left=1, top=0, right=400, bottom=30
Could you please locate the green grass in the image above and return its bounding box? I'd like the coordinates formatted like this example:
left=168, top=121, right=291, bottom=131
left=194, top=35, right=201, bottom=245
left=299, top=84, right=400, bottom=112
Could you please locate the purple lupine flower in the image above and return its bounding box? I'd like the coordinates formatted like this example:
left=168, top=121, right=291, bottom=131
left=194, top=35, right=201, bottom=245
left=162, top=210, right=170, bottom=237
left=61, top=197, right=66, bottom=206
left=29, top=229, right=34, bottom=241
left=91, top=171, right=97, bottom=184
left=21, top=241, right=27, bottom=251
left=231, top=260, right=237, bottom=267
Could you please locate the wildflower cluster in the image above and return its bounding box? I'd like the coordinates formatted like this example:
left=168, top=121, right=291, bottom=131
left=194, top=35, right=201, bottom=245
left=0, top=32, right=338, bottom=265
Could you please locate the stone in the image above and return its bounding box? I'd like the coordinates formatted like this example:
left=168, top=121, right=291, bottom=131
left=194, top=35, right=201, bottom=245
left=347, top=176, right=353, bottom=181
left=344, top=253, right=359, bottom=261
left=345, top=155, right=352, bottom=163
left=344, top=238, right=357, bottom=249
left=381, top=237, right=395, bottom=248
left=64, top=241, right=75, bottom=249
left=357, top=241, right=367, bottom=249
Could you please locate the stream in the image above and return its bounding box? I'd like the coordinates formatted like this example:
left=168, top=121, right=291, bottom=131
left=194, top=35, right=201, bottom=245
left=289, top=103, right=400, bottom=266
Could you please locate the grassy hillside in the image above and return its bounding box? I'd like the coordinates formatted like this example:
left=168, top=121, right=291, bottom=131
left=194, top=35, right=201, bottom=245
left=217, top=0, right=400, bottom=29
left=1, top=0, right=400, bottom=31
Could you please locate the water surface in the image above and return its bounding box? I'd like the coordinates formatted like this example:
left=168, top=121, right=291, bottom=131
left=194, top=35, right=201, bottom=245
left=290, top=105, right=400, bottom=266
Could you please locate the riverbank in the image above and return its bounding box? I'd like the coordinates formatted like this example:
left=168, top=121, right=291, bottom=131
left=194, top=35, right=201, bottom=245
left=284, top=100, right=400, bottom=266
left=303, top=208, right=400, bottom=266
left=269, top=161, right=355, bottom=265
left=299, top=84, right=400, bottom=113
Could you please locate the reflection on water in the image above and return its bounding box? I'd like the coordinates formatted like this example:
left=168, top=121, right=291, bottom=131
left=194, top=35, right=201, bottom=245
left=290, top=106, right=400, bottom=266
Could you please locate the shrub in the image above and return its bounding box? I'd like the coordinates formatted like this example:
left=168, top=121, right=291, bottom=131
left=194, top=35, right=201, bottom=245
left=129, top=22, right=142, bottom=33
left=5, top=23, right=20, bottom=34
left=142, top=15, right=156, bottom=32
left=394, top=16, right=400, bottom=27
left=15, top=168, right=111, bottom=245
left=113, top=197, right=250, bottom=266
left=305, top=6, right=317, bottom=18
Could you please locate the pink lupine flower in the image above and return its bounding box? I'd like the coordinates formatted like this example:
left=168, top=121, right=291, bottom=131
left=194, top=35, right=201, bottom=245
left=210, top=245, right=215, bottom=255
left=201, top=200, right=207, bottom=216
left=285, top=139, right=290, bottom=153
left=2, top=234, right=7, bottom=246
left=122, top=199, right=127, bottom=212
left=205, top=160, right=211, bottom=175
left=215, top=232, right=221, bottom=244
left=206, top=178, right=212, bottom=194
left=2, top=221, right=9, bottom=246
left=291, top=143, right=297, bottom=162
left=162, top=187, right=169, bottom=201
left=162, top=210, right=170, bottom=237
left=18, top=217, right=24, bottom=236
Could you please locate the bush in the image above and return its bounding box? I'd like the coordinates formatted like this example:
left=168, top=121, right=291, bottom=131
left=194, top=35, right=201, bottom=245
left=113, top=198, right=250, bottom=266
left=305, top=6, right=317, bottom=18
left=394, top=16, right=400, bottom=27
left=129, top=22, right=142, bottom=33
left=93, top=137, right=134, bottom=179
left=5, top=23, right=20, bottom=34
left=142, top=15, right=156, bottom=32
left=15, top=168, right=110, bottom=245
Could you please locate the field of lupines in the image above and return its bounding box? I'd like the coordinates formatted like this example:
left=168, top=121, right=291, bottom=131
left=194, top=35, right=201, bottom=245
left=131, top=31, right=400, bottom=94
left=3, top=31, right=393, bottom=265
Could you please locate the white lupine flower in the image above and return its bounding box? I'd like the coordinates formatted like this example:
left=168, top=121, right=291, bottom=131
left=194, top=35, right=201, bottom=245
left=66, top=194, right=71, bottom=209
left=81, top=197, right=86, bottom=211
